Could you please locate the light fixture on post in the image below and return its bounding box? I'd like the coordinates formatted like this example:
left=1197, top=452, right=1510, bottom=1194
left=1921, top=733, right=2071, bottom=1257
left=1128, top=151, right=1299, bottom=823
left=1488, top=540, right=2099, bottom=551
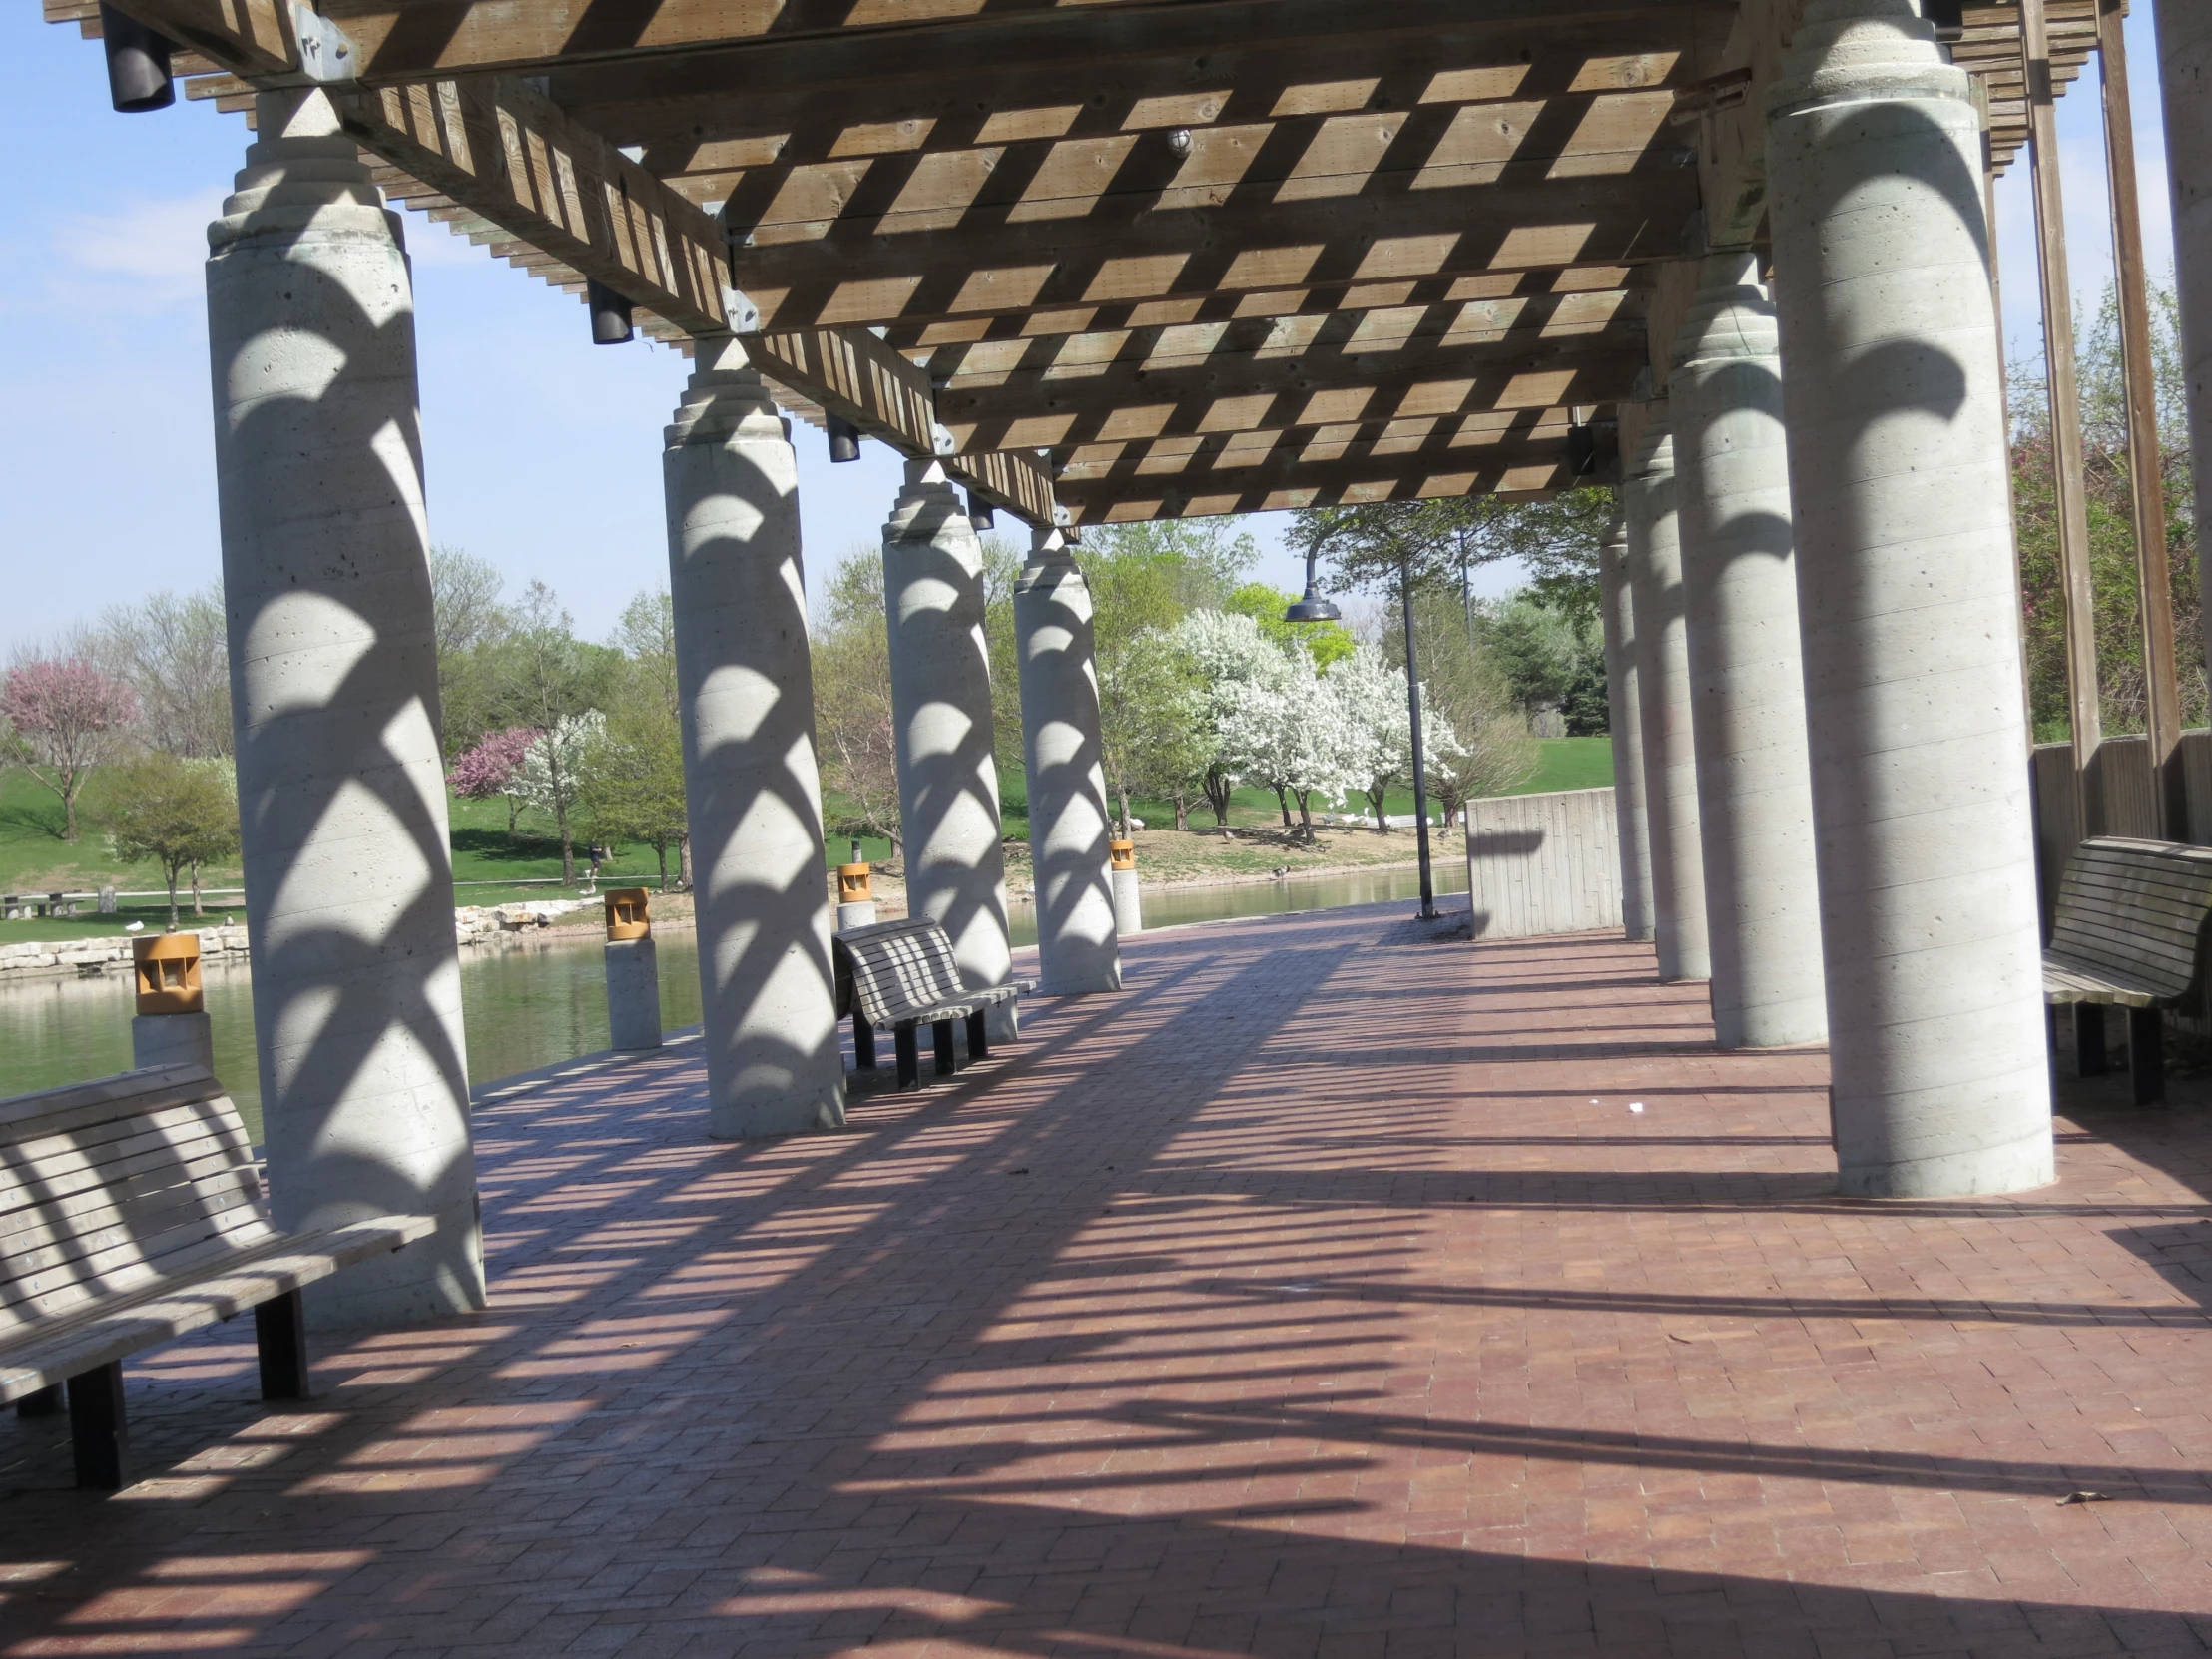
left=98, top=2, right=175, bottom=111
left=1285, top=547, right=1341, bottom=623
left=966, top=490, right=996, bottom=530
left=827, top=414, right=862, bottom=463
left=586, top=278, right=634, bottom=344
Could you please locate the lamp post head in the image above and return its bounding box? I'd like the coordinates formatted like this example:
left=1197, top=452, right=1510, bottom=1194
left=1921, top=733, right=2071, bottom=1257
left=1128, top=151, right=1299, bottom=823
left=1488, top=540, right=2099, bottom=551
left=1286, top=548, right=1342, bottom=623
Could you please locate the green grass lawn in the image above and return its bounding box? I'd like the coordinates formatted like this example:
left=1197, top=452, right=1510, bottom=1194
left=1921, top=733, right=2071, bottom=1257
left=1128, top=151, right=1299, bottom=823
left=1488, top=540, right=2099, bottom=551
left=0, top=732, right=1617, bottom=943
left=1505, top=736, right=1616, bottom=797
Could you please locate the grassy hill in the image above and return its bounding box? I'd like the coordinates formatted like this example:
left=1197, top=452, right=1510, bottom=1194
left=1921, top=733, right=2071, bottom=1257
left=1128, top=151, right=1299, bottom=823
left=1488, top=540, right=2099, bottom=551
left=0, top=736, right=1614, bottom=943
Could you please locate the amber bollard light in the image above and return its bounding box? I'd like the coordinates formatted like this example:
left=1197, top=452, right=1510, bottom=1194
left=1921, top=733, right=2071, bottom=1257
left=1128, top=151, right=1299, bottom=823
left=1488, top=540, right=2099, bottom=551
left=836, top=848, right=877, bottom=933
left=603, top=887, right=662, bottom=1051
left=132, top=933, right=216, bottom=1072
left=1110, top=839, right=1142, bottom=935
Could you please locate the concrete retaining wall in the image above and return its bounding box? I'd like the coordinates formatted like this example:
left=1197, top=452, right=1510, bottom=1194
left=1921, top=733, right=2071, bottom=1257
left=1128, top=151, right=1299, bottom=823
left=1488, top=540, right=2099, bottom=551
left=1463, top=787, right=1623, bottom=941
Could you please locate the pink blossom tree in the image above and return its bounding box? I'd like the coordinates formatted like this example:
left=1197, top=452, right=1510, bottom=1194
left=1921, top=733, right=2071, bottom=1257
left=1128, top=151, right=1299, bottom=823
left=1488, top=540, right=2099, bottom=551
left=447, top=725, right=539, bottom=832
left=0, top=658, right=140, bottom=841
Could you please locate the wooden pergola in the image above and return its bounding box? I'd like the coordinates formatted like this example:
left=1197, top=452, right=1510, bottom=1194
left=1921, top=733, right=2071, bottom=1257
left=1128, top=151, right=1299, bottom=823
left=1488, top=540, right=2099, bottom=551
left=47, top=0, right=2102, bottom=528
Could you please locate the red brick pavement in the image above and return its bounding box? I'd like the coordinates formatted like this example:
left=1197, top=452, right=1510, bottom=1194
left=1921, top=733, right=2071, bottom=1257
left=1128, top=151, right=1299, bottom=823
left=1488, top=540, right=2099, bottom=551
left=8, top=900, right=2212, bottom=1656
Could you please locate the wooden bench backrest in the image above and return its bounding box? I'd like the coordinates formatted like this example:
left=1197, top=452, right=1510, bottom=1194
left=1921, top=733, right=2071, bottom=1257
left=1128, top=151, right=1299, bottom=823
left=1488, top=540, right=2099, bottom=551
left=2050, top=836, right=2212, bottom=1000
left=834, top=918, right=968, bottom=1025
left=0, top=1064, right=273, bottom=1340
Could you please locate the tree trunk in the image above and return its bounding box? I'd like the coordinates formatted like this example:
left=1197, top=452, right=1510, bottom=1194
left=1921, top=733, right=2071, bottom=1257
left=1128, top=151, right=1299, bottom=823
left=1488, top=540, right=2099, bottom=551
left=1369, top=785, right=1389, bottom=830
left=1274, top=785, right=1293, bottom=829
left=1204, top=767, right=1234, bottom=827
left=553, top=779, right=575, bottom=884
left=190, top=858, right=203, bottom=917
left=62, top=776, right=81, bottom=843
left=1294, top=789, right=1317, bottom=843
left=1118, top=782, right=1133, bottom=838
left=1173, top=793, right=1191, bottom=831
left=679, top=834, right=694, bottom=890
left=163, top=864, right=180, bottom=933
left=655, top=841, right=670, bottom=891
left=507, top=794, right=521, bottom=833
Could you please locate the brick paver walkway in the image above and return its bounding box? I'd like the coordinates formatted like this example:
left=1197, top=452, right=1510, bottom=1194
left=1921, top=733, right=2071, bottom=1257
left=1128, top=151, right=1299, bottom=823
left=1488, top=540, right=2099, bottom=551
left=8, top=901, right=2212, bottom=1656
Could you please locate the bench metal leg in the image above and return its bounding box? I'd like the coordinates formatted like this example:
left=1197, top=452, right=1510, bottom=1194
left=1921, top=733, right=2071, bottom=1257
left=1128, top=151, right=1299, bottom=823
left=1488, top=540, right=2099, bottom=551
left=257, top=1289, right=310, bottom=1400
left=894, top=1023, right=920, bottom=1090
left=966, top=1008, right=989, bottom=1059
left=932, top=1019, right=956, bottom=1075
left=853, top=1011, right=876, bottom=1069
left=2131, top=1007, right=2166, bottom=1106
left=67, top=1362, right=128, bottom=1490
left=15, top=1383, right=61, bottom=1418
left=2075, top=1004, right=2109, bottom=1077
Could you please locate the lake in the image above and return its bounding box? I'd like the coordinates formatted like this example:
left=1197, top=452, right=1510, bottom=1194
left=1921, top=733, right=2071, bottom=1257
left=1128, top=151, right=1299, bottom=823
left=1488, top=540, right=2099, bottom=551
left=0, top=862, right=1466, bottom=1141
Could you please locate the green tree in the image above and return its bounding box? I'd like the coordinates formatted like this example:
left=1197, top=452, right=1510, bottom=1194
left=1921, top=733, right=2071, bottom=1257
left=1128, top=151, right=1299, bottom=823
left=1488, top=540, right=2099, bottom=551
left=490, top=582, right=616, bottom=882
left=1226, top=583, right=1357, bottom=669
left=578, top=592, right=690, bottom=889
left=1098, top=627, right=1207, bottom=832
left=1405, top=590, right=1540, bottom=821
left=814, top=547, right=902, bottom=858
left=2012, top=280, right=2204, bottom=740
left=428, top=545, right=511, bottom=757
left=101, top=752, right=240, bottom=931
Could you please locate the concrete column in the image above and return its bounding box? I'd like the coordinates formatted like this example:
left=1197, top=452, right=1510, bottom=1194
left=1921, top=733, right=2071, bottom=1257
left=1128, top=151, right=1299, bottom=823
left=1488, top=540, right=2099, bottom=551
left=1113, top=864, right=1143, bottom=936
left=208, top=89, right=482, bottom=1326
left=1596, top=518, right=1655, bottom=942
left=605, top=938, right=662, bottom=1051
left=1768, top=0, right=2051, bottom=1197
left=883, top=459, right=1017, bottom=1038
left=1622, top=414, right=1711, bottom=982
left=664, top=337, right=845, bottom=1137
left=1670, top=254, right=1829, bottom=1049
left=1013, top=527, right=1122, bottom=995
left=2159, top=1, right=2212, bottom=682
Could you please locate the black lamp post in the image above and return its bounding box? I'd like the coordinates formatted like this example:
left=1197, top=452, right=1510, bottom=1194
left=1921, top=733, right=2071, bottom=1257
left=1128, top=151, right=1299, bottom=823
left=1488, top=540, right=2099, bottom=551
left=1398, top=551, right=1437, bottom=920
left=1285, top=548, right=1435, bottom=919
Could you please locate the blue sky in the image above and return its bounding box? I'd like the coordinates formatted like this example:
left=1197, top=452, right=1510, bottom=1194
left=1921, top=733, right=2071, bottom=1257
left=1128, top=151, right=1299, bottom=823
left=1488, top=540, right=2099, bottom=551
left=0, top=7, right=2175, bottom=657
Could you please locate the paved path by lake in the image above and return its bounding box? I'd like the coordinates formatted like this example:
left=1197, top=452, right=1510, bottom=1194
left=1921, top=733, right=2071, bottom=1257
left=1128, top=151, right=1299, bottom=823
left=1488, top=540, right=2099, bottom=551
left=7, top=901, right=2212, bottom=1655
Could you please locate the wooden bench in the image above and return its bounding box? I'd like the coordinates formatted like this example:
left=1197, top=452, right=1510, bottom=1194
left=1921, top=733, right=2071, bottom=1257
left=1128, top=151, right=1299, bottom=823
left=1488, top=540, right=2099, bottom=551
left=832, top=917, right=1024, bottom=1090
left=1, top=1063, right=435, bottom=1488
left=2044, top=836, right=2212, bottom=1105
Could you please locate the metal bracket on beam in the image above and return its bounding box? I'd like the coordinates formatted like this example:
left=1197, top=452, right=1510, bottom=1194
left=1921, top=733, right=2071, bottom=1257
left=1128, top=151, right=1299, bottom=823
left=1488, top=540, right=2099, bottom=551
left=930, top=423, right=957, bottom=458
left=1052, top=504, right=1073, bottom=529
left=721, top=286, right=763, bottom=334
left=289, top=4, right=356, bottom=82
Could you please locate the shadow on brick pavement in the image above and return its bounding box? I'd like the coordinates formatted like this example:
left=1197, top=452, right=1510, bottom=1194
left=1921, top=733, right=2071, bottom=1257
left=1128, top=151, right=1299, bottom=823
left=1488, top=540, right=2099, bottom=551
left=7, top=899, right=2212, bottom=1655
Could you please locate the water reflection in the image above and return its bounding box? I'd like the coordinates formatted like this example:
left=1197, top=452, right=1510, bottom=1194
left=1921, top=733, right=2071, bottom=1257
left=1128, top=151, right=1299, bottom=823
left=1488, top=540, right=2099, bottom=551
left=0, top=863, right=1465, bottom=1141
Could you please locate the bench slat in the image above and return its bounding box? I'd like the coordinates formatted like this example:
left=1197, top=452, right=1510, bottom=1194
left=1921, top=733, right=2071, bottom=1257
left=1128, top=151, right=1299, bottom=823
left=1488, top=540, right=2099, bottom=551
left=0, top=1065, right=429, bottom=1405
left=2045, top=837, right=2212, bottom=1010
left=0, top=1215, right=436, bottom=1405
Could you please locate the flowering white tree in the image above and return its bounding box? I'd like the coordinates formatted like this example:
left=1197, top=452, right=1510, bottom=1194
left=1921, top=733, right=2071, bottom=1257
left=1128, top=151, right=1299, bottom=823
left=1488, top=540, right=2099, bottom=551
left=1171, top=610, right=1289, bottom=827
left=513, top=711, right=604, bottom=882
left=1329, top=644, right=1460, bottom=830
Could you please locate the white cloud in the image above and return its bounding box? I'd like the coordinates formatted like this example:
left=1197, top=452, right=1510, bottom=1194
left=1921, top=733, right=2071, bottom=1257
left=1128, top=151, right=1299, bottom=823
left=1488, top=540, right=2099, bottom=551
left=47, top=187, right=227, bottom=315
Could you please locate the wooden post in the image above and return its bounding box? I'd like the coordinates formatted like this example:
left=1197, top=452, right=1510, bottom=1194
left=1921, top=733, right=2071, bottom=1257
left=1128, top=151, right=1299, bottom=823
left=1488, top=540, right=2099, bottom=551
left=2099, top=0, right=2187, bottom=840
left=2023, top=0, right=2103, bottom=841
left=1976, top=75, right=2037, bottom=745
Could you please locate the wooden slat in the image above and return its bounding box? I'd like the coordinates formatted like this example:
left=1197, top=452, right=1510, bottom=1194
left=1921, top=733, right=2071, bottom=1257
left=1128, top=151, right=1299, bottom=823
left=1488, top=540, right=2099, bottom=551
left=2045, top=836, right=2212, bottom=1004
left=0, top=1216, right=435, bottom=1404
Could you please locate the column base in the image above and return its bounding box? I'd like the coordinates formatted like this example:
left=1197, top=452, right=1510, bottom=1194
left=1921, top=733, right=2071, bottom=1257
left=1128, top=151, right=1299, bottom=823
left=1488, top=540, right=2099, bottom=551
left=1112, top=869, right=1143, bottom=935
left=605, top=938, right=663, bottom=1051
left=132, top=1011, right=216, bottom=1075
left=709, top=1084, right=847, bottom=1141
left=1836, top=1122, right=2055, bottom=1199
left=836, top=900, right=878, bottom=931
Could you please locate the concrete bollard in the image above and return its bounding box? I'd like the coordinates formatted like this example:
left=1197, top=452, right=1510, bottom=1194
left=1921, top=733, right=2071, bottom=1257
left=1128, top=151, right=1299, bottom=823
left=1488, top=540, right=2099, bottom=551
left=131, top=933, right=215, bottom=1074
left=1110, top=839, right=1142, bottom=935
left=836, top=854, right=878, bottom=932
left=603, top=888, right=662, bottom=1052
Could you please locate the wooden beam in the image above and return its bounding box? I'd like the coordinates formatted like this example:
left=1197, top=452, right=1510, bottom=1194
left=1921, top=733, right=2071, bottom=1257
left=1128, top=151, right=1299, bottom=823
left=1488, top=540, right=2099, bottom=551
left=1059, top=444, right=1577, bottom=521
left=562, top=11, right=1719, bottom=165
left=928, top=289, right=1642, bottom=395
left=2021, top=0, right=2102, bottom=838
left=96, top=0, right=292, bottom=76
left=2096, top=0, right=2185, bottom=837
left=936, top=321, right=1643, bottom=451
left=738, top=175, right=1698, bottom=333
left=297, top=0, right=1712, bottom=83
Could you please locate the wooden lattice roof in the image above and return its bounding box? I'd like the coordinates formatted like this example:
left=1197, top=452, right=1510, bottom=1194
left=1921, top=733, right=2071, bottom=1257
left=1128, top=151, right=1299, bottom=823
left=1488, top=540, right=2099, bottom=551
left=50, top=0, right=2103, bottom=527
